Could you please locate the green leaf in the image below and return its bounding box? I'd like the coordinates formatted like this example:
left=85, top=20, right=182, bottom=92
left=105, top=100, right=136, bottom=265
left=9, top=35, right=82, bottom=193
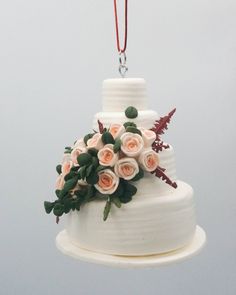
left=113, top=139, right=122, bottom=153
left=83, top=133, right=94, bottom=145
left=44, top=201, right=54, bottom=214
left=101, top=131, right=115, bottom=145
left=53, top=204, right=64, bottom=217
left=119, top=181, right=137, bottom=203
left=88, top=148, right=98, bottom=157
left=125, top=126, right=142, bottom=136
left=77, top=153, right=92, bottom=166
left=84, top=185, right=95, bottom=202
left=125, top=106, right=138, bottom=119
left=92, top=157, right=99, bottom=167
left=64, top=150, right=71, bottom=154
left=86, top=171, right=99, bottom=185
left=110, top=182, right=124, bottom=198
left=123, top=122, right=137, bottom=128
left=131, top=168, right=144, bottom=181
left=56, top=165, right=62, bottom=175
left=55, top=190, right=61, bottom=198
left=64, top=171, right=77, bottom=181
left=112, top=197, right=121, bottom=208
left=95, top=191, right=109, bottom=199
left=103, top=199, right=111, bottom=221
left=60, top=177, right=78, bottom=197
left=96, top=165, right=109, bottom=172
left=78, top=166, right=87, bottom=179
left=64, top=146, right=72, bottom=153
left=63, top=198, right=72, bottom=214
left=79, top=187, right=88, bottom=197
left=86, top=164, right=94, bottom=177
left=71, top=166, right=80, bottom=172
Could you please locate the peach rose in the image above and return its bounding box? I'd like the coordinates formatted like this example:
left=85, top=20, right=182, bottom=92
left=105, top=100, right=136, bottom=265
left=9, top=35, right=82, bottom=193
left=71, top=146, right=87, bottom=165
left=95, top=169, right=119, bottom=195
left=138, top=149, right=159, bottom=172
left=109, top=123, right=125, bottom=139
left=87, top=133, right=104, bottom=150
left=56, top=174, right=65, bottom=190
left=114, top=158, right=139, bottom=180
left=61, top=154, right=73, bottom=175
left=140, top=128, right=156, bottom=147
left=120, top=132, right=144, bottom=157
left=97, top=144, right=118, bottom=167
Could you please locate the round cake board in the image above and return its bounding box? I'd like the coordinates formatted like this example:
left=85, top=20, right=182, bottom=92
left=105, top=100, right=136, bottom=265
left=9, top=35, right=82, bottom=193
left=56, top=225, right=206, bottom=269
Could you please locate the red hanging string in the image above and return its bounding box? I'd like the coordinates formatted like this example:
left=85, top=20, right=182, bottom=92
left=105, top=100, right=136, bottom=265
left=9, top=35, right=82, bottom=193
left=114, top=0, right=128, bottom=53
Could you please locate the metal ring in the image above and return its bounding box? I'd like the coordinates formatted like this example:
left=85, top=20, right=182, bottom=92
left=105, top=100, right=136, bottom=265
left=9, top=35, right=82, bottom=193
left=119, top=51, right=127, bottom=66
left=119, top=64, right=128, bottom=78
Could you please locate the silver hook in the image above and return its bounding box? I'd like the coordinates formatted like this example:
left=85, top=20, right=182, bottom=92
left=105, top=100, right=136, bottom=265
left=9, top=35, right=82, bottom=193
left=118, top=51, right=128, bottom=78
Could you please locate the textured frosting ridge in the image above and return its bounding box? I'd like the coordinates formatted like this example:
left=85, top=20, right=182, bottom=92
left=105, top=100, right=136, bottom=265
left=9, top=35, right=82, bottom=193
left=102, top=78, right=148, bottom=112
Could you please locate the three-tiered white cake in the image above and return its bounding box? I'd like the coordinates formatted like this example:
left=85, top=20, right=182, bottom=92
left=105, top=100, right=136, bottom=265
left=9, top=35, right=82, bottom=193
left=65, top=78, right=197, bottom=256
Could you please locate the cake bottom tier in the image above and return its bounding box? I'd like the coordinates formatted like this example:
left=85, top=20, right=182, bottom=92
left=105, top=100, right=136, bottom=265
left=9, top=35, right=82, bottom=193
left=66, top=181, right=196, bottom=256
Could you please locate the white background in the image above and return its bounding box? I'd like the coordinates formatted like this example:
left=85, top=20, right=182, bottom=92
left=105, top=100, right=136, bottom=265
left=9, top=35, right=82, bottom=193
left=0, top=0, right=235, bottom=294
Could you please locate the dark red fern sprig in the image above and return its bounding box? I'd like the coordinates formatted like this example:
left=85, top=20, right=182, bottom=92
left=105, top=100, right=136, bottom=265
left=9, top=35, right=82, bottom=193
left=98, top=120, right=105, bottom=134
left=151, top=108, right=176, bottom=153
left=151, top=166, right=177, bottom=189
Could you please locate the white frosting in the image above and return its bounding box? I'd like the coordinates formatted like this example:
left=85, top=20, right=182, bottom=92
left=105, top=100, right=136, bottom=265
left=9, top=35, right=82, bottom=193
left=102, top=78, right=148, bottom=112
left=65, top=78, right=197, bottom=256
left=66, top=181, right=196, bottom=256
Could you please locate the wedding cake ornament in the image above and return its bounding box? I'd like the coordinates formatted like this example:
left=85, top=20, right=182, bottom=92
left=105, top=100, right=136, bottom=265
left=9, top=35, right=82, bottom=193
left=44, top=0, right=206, bottom=268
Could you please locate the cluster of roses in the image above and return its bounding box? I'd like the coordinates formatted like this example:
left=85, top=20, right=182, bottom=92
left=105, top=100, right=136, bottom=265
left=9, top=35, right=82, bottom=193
left=44, top=106, right=177, bottom=221
left=56, top=123, right=159, bottom=196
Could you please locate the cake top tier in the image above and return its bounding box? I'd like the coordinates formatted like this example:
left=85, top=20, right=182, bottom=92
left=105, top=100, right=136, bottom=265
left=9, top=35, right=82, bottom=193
left=102, top=78, right=148, bottom=112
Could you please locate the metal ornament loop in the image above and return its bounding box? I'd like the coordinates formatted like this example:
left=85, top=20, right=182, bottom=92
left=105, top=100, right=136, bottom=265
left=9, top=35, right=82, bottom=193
left=118, top=51, right=128, bottom=78
left=119, top=64, right=128, bottom=78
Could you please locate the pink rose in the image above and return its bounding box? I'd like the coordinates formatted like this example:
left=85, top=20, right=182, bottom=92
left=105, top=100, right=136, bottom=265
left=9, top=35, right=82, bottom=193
left=138, top=149, right=159, bottom=172
left=87, top=133, right=104, bottom=150
left=95, top=169, right=119, bottom=195
left=114, top=158, right=139, bottom=180
left=98, top=144, right=118, bottom=167
left=71, top=146, right=87, bottom=165
left=61, top=154, right=73, bottom=175
left=56, top=174, right=65, bottom=190
left=109, top=124, right=125, bottom=139
left=120, top=132, right=144, bottom=157
left=140, top=128, right=156, bottom=147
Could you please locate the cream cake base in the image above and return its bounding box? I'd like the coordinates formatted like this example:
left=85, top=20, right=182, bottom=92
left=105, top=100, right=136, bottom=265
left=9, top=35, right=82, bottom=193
left=56, top=226, right=206, bottom=268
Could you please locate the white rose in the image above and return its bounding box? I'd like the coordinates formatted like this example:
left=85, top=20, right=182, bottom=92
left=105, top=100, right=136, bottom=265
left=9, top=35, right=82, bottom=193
left=138, top=149, right=159, bottom=172
left=109, top=123, right=125, bottom=139
left=87, top=133, right=104, bottom=150
left=140, top=128, right=156, bottom=147
left=95, top=169, right=119, bottom=195
left=114, top=157, right=139, bottom=180
left=97, top=144, right=118, bottom=167
left=120, top=132, right=144, bottom=157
